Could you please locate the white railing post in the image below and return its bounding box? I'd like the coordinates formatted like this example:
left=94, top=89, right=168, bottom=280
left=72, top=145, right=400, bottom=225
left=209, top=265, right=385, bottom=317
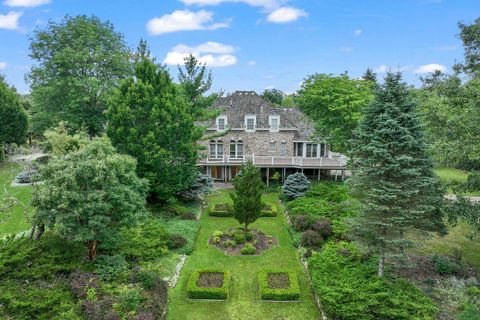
left=252, top=153, right=255, bottom=165
left=272, top=157, right=274, bottom=165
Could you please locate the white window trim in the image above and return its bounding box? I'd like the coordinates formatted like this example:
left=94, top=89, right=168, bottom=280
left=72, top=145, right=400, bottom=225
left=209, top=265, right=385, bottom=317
left=268, top=115, right=280, bottom=132
left=245, top=115, right=256, bottom=132
left=216, top=116, right=227, bottom=132
left=269, top=142, right=276, bottom=153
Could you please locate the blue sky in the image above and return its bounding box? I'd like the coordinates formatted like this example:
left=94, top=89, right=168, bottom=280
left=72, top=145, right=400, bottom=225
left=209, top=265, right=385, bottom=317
left=0, top=0, right=479, bottom=94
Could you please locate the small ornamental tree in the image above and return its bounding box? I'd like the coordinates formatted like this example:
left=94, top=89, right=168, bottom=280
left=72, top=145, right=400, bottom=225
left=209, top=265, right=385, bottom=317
left=31, top=138, right=149, bottom=260
left=282, top=172, right=311, bottom=200
left=178, top=172, right=213, bottom=201
left=230, top=162, right=265, bottom=231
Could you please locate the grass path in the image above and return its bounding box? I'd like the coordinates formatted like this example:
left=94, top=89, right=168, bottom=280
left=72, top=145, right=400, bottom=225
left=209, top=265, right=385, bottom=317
left=167, top=190, right=320, bottom=320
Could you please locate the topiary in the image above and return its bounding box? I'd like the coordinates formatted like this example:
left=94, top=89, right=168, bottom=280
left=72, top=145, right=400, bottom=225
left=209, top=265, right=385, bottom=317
left=167, top=234, right=187, bottom=249
left=234, top=233, right=246, bottom=244
left=311, top=218, right=333, bottom=237
left=293, top=214, right=310, bottom=231
left=301, top=230, right=323, bottom=248
left=241, top=243, right=256, bottom=255
left=282, top=172, right=310, bottom=200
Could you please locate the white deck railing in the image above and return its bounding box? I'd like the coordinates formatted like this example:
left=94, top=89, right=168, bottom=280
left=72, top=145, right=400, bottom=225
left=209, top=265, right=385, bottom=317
left=200, top=154, right=347, bottom=167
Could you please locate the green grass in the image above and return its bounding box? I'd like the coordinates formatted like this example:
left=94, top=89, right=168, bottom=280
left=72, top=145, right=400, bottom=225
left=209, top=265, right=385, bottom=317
left=167, top=190, right=320, bottom=320
left=434, top=167, right=469, bottom=183
left=0, top=161, right=33, bottom=237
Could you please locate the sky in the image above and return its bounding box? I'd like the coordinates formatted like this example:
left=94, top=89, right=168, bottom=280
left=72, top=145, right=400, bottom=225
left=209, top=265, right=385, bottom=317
left=0, top=0, right=479, bottom=94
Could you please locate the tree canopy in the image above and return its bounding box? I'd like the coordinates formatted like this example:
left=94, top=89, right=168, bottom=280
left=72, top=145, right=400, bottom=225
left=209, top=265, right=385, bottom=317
left=31, top=138, right=148, bottom=260
left=28, top=15, right=131, bottom=137
left=348, top=72, right=445, bottom=277
left=107, top=42, right=202, bottom=201
left=296, top=73, right=374, bottom=154
left=261, top=88, right=284, bottom=106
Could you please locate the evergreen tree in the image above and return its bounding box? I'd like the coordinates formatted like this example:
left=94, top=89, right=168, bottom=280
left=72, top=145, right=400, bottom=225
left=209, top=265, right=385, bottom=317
left=107, top=41, right=202, bottom=201
left=230, top=162, right=265, bottom=231
left=0, top=75, right=28, bottom=159
left=348, top=72, right=445, bottom=277
left=362, top=68, right=377, bottom=83
left=282, top=172, right=311, bottom=200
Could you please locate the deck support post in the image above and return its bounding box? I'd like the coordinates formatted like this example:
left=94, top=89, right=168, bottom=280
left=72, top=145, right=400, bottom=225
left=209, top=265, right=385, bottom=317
left=317, top=169, right=320, bottom=181
left=335, top=170, right=338, bottom=181
left=342, top=169, right=346, bottom=181
left=266, top=167, right=269, bottom=187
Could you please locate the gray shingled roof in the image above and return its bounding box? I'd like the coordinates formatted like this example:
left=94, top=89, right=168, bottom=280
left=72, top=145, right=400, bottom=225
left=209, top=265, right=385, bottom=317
left=201, top=91, right=316, bottom=140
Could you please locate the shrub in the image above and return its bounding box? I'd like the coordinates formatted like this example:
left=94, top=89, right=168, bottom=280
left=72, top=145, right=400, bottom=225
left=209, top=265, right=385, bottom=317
left=179, top=212, right=197, bottom=220
left=308, top=182, right=349, bottom=202
left=223, top=240, right=235, bottom=247
left=241, top=243, right=256, bottom=255
left=234, top=232, right=246, bottom=244
left=178, top=173, right=213, bottom=201
left=466, top=171, right=480, bottom=192
left=81, top=295, right=118, bottom=320
left=118, top=287, right=144, bottom=314
left=119, top=219, right=169, bottom=261
left=301, top=230, right=323, bottom=248
left=165, top=219, right=199, bottom=254
left=187, top=270, right=231, bottom=300
left=209, top=203, right=233, bottom=217
left=311, top=218, right=333, bottom=237
left=258, top=270, right=300, bottom=301
left=167, top=234, right=187, bottom=249
left=245, top=231, right=253, bottom=241
left=260, top=203, right=278, bottom=217
left=431, top=254, right=459, bottom=275
left=131, top=269, right=158, bottom=290
left=282, top=172, right=310, bottom=200
left=95, top=254, right=129, bottom=282
left=212, top=236, right=221, bottom=244
left=457, top=304, right=480, bottom=320
left=309, top=242, right=438, bottom=319
left=213, top=230, right=224, bottom=238
left=69, top=270, right=99, bottom=299
left=293, top=214, right=310, bottom=231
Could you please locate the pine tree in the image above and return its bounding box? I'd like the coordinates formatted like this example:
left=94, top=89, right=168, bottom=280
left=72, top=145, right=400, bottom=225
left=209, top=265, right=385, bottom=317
left=348, top=72, right=445, bottom=277
left=362, top=68, right=377, bottom=83
left=282, top=172, right=311, bottom=200
left=230, top=162, right=265, bottom=231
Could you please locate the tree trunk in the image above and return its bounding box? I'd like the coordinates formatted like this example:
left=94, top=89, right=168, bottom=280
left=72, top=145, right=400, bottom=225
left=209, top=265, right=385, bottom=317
left=87, top=240, right=98, bottom=261
left=378, top=251, right=385, bottom=277
left=29, top=225, right=36, bottom=240
left=34, top=224, right=45, bottom=240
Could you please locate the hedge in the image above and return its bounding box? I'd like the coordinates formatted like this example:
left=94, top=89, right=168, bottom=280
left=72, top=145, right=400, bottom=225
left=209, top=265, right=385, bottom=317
left=258, top=270, right=300, bottom=301
left=209, top=203, right=277, bottom=217
left=260, top=204, right=277, bottom=217
left=187, top=270, right=231, bottom=300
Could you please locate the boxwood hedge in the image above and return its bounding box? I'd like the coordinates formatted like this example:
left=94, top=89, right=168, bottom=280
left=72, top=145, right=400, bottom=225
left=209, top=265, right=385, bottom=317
left=260, top=204, right=277, bottom=217
left=187, top=269, right=231, bottom=300
left=209, top=203, right=277, bottom=217
left=258, top=270, right=300, bottom=301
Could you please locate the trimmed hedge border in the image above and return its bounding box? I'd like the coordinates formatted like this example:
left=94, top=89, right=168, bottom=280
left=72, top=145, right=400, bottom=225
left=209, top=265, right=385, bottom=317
left=209, top=203, right=277, bottom=217
left=258, top=270, right=300, bottom=301
left=187, top=269, right=231, bottom=300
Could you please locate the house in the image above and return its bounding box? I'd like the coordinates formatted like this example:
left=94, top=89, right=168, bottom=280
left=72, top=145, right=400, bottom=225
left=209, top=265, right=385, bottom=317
left=197, top=91, right=347, bottom=184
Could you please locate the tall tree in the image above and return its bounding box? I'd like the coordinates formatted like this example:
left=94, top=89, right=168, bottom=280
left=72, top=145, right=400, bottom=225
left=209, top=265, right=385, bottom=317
left=348, top=72, right=445, bottom=277
left=362, top=68, right=377, bottom=83
left=261, top=88, right=284, bottom=106
left=457, top=17, right=480, bottom=76
left=296, top=73, right=374, bottom=154
left=28, top=15, right=131, bottom=137
left=0, top=75, right=28, bottom=159
left=230, top=162, right=264, bottom=231
left=107, top=42, right=202, bottom=201
left=31, top=138, right=148, bottom=260
left=178, top=54, right=216, bottom=119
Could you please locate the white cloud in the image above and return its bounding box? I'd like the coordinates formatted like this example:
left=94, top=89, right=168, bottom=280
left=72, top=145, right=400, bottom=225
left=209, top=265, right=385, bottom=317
left=4, top=0, right=50, bottom=7
left=339, top=46, right=353, bottom=53
left=374, top=65, right=388, bottom=73
left=146, top=10, right=229, bottom=35
left=164, top=42, right=237, bottom=67
left=354, top=29, right=362, bottom=36
left=414, top=63, right=447, bottom=74
left=267, top=7, right=307, bottom=23
left=374, top=64, right=413, bottom=73
left=247, top=60, right=256, bottom=66
left=0, top=11, right=22, bottom=30
left=180, top=0, right=280, bottom=10
left=0, top=62, right=7, bottom=70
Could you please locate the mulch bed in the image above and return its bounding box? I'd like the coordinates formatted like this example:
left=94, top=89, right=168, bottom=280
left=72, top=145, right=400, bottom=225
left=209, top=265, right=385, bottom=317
left=209, top=228, right=278, bottom=256
left=196, top=272, right=224, bottom=288
left=214, top=204, right=229, bottom=211
left=268, top=273, right=290, bottom=289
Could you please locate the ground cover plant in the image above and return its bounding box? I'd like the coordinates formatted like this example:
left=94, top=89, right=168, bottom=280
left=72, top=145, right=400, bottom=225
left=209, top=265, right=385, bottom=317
left=259, top=270, right=300, bottom=301
left=209, top=227, right=278, bottom=255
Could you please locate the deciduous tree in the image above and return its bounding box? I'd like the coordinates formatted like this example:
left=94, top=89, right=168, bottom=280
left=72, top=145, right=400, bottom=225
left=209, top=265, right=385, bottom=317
left=261, top=88, right=284, bottom=106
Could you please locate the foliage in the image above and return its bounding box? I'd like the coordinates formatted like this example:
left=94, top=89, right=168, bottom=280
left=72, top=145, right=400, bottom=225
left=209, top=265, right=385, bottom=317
left=261, top=88, right=284, bottom=106
left=309, top=241, right=439, bottom=319
left=187, top=270, right=231, bottom=300
left=167, top=234, right=188, bottom=249
left=31, top=138, right=149, bottom=260
left=348, top=72, right=446, bottom=276
left=164, top=218, right=199, bottom=254
left=282, top=172, right=310, bottom=200
left=457, top=17, right=480, bottom=76
left=231, top=162, right=265, bottom=230
left=445, top=196, right=480, bottom=236
left=208, top=202, right=232, bottom=216
left=466, top=171, right=480, bottom=191
left=107, top=41, right=201, bottom=201
left=95, top=254, right=129, bottom=282
left=42, top=122, right=89, bottom=157
left=308, top=181, right=349, bottom=202
left=258, top=270, right=300, bottom=301
left=241, top=243, right=256, bottom=255
left=178, top=172, right=213, bottom=201
left=296, top=73, right=374, bottom=153
left=260, top=203, right=277, bottom=217
left=293, top=214, right=310, bottom=231
left=430, top=254, right=460, bottom=275
left=311, top=218, right=333, bottom=237
left=28, top=15, right=130, bottom=137
left=362, top=68, right=377, bottom=83
left=234, top=232, right=246, bottom=244
left=0, top=75, right=28, bottom=151
left=300, top=230, right=323, bottom=248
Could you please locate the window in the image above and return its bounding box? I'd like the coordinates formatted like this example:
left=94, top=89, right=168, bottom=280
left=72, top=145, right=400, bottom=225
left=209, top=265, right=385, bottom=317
left=230, top=140, right=236, bottom=157
left=209, top=140, right=223, bottom=158
left=229, top=140, right=244, bottom=158
left=269, top=142, right=276, bottom=153
left=306, top=143, right=318, bottom=158
left=237, top=141, right=244, bottom=157
left=209, top=141, right=216, bottom=157
left=280, top=142, right=286, bottom=156
left=320, top=143, right=325, bottom=157
left=269, top=115, right=280, bottom=132
left=296, top=143, right=303, bottom=157
left=245, top=115, right=256, bottom=132
left=216, top=141, right=223, bottom=156
left=216, top=116, right=227, bottom=131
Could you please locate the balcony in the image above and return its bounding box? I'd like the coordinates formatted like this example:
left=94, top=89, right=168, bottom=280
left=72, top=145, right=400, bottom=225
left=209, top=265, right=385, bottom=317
left=198, top=153, right=347, bottom=168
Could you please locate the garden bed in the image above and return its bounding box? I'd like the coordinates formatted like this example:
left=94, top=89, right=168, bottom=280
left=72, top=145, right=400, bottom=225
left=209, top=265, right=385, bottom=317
left=208, top=203, right=277, bottom=217
left=187, top=269, right=231, bottom=300
left=259, top=270, right=300, bottom=301
left=209, top=228, right=278, bottom=256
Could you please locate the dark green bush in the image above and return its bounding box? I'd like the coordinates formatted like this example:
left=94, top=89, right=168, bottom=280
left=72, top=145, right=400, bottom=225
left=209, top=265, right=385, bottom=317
left=95, top=254, right=129, bottom=282
left=308, top=182, right=349, bottom=202
left=311, top=218, right=332, bottom=237
left=260, top=203, right=277, bottom=217
left=167, top=234, right=187, bottom=249
left=457, top=304, right=480, bottom=320
left=234, top=232, right=246, bottom=244
left=245, top=231, right=253, bottom=241
left=293, top=214, right=310, bottom=231
left=119, top=219, right=169, bottom=261
left=309, top=242, right=438, bottom=320
left=431, top=254, right=459, bottom=275
left=301, top=230, right=323, bottom=248
left=165, top=219, right=199, bottom=254
left=187, top=270, right=231, bottom=300
left=208, top=203, right=233, bottom=217
left=466, top=171, right=480, bottom=192
left=258, top=270, right=300, bottom=301
left=241, top=243, right=256, bottom=255
left=282, top=172, right=310, bottom=199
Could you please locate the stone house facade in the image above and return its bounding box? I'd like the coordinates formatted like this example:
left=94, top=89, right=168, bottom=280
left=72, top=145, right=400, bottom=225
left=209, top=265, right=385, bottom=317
left=197, top=91, right=347, bottom=183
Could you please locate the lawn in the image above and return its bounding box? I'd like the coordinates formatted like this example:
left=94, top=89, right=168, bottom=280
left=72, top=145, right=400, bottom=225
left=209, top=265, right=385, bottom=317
left=167, top=190, right=320, bottom=320
left=434, top=166, right=480, bottom=196
left=0, top=161, right=33, bottom=237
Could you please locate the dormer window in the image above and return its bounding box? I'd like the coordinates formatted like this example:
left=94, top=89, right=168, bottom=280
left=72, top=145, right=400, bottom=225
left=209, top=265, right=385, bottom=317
left=269, top=115, right=280, bottom=132
left=216, top=116, right=227, bottom=131
left=245, top=115, right=256, bottom=132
